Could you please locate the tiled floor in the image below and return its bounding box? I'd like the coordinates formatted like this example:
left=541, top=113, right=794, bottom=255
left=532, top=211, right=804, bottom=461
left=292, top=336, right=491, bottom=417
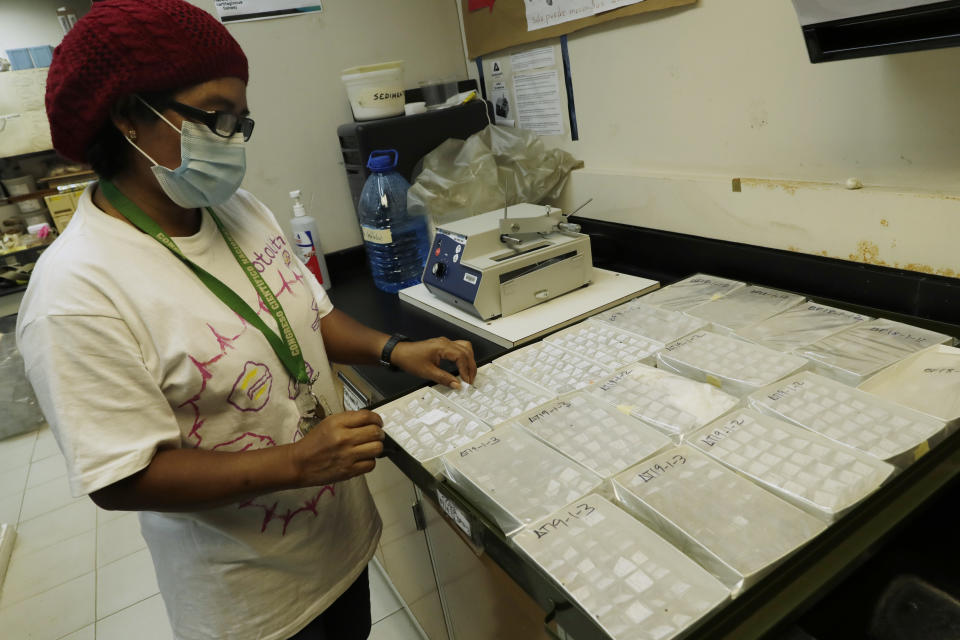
left=0, top=426, right=426, bottom=640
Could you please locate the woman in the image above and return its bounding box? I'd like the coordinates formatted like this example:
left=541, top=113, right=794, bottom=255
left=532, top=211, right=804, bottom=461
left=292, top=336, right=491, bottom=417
left=16, top=1, right=476, bottom=639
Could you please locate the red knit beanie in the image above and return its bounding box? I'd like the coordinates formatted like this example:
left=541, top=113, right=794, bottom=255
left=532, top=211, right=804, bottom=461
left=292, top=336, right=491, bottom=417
left=46, top=0, right=249, bottom=163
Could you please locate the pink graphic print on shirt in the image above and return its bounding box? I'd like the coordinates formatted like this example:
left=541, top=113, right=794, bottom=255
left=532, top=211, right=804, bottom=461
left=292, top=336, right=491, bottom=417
left=176, top=235, right=335, bottom=534
left=228, top=361, right=273, bottom=411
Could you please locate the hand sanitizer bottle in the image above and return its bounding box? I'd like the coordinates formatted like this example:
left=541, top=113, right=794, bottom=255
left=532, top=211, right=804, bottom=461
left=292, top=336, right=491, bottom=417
left=289, top=190, right=331, bottom=290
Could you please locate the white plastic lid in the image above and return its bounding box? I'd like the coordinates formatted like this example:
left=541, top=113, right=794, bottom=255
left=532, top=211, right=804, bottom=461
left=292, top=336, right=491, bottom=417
left=341, top=60, right=403, bottom=78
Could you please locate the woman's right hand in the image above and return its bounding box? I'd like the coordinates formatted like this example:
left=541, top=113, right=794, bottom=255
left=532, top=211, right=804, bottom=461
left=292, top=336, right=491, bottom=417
left=291, top=410, right=385, bottom=486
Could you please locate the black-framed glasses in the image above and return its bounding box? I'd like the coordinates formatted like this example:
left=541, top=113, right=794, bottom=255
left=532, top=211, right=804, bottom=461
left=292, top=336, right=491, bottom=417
left=166, top=100, right=255, bottom=141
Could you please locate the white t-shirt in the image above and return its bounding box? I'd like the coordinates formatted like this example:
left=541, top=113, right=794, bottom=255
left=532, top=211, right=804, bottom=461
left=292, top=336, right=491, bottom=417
left=16, top=185, right=381, bottom=640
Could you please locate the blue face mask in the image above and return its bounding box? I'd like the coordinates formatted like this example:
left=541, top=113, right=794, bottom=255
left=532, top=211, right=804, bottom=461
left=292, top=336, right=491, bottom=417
left=126, top=98, right=246, bottom=209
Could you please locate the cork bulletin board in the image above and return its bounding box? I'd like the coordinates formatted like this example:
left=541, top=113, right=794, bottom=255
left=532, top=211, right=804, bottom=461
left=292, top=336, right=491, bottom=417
left=462, top=0, right=698, bottom=59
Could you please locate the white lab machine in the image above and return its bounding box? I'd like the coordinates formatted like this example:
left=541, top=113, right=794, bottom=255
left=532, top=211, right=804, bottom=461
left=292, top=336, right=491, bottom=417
left=421, top=203, right=593, bottom=321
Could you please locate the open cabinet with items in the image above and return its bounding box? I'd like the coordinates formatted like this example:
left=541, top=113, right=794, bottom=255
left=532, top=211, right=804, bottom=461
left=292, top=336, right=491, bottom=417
left=0, top=150, right=95, bottom=295
left=1, top=65, right=94, bottom=295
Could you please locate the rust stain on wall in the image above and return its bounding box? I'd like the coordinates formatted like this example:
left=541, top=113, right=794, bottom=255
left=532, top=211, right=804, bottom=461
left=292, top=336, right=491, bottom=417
left=838, top=242, right=959, bottom=279
left=902, top=263, right=958, bottom=277
left=915, top=191, right=960, bottom=202
left=849, top=240, right=889, bottom=266
left=739, top=178, right=826, bottom=197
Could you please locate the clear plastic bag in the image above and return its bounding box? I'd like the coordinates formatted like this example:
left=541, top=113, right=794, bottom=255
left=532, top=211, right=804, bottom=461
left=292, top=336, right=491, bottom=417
left=433, top=363, right=554, bottom=428
left=377, top=387, right=491, bottom=476
left=589, top=363, right=740, bottom=443
left=407, top=124, right=582, bottom=224
left=795, top=319, right=954, bottom=386
left=656, top=331, right=809, bottom=398
left=494, top=341, right=614, bottom=395
left=613, top=446, right=825, bottom=596
left=687, top=285, right=806, bottom=335
left=639, top=274, right=745, bottom=312
left=736, top=302, right=870, bottom=352
left=441, top=424, right=602, bottom=536
left=543, top=318, right=662, bottom=371
left=513, top=494, right=730, bottom=640
left=859, top=345, right=960, bottom=430
left=514, top=392, right=672, bottom=479
left=594, top=299, right=710, bottom=345
left=750, top=372, right=948, bottom=468
left=689, top=409, right=895, bottom=522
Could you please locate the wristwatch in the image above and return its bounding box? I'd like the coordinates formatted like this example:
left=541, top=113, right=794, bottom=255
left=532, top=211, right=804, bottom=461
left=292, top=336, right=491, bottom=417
left=379, top=334, right=409, bottom=371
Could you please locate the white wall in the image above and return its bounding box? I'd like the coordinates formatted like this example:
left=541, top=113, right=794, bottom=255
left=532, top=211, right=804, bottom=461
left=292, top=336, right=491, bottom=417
left=187, top=0, right=468, bottom=253
left=0, top=1, right=89, bottom=52
left=465, top=0, right=960, bottom=277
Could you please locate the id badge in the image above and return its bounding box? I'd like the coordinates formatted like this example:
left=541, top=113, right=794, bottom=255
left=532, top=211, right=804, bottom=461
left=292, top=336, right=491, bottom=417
left=295, top=381, right=334, bottom=437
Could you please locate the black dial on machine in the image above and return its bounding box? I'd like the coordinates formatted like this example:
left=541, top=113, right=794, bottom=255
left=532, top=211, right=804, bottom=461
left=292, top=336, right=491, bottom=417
left=432, top=262, right=447, bottom=278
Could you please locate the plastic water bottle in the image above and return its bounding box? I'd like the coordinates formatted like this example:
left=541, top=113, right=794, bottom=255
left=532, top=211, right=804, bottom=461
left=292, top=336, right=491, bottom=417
left=357, top=150, right=429, bottom=293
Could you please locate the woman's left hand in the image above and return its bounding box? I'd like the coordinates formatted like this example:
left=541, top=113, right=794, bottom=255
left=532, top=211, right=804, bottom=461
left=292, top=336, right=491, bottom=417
left=390, top=337, right=478, bottom=389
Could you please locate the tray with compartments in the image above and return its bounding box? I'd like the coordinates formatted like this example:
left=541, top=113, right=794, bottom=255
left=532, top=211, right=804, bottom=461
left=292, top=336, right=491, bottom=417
left=735, top=302, right=870, bottom=352
left=433, top=363, right=555, bottom=428
left=589, top=364, right=740, bottom=442
left=513, top=494, right=731, bottom=640
left=687, top=285, right=806, bottom=336
left=594, top=299, right=710, bottom=345
left=514, top=392, right=673, bottom=479
left=613, top=446, right=825, bottom=596
left=494, top=340, right=615, bottom=395
left=794, top=319, right=954, bottom=386
left=639, top=273, right=745, bottom=312
left=657, top=332, right=809, bottom=398
left=378, top=388, right=492, bottom=476
left=441, top=424, right=603, bottom=536
left=749, top=372, right=949, bottom=468
left=689, top=409, right=895, bottom=522
left=544, top=318, right=663, bottom=371
left=859, top=344, right=960, bottom=430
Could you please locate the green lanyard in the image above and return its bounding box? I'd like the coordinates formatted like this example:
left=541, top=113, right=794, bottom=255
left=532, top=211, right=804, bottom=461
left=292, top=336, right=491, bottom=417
left=99, top=180, right=311, bottom=385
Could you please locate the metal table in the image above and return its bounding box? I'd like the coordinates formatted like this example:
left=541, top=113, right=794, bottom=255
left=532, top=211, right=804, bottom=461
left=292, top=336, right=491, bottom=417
left=330, top=249, right=960, bottom=640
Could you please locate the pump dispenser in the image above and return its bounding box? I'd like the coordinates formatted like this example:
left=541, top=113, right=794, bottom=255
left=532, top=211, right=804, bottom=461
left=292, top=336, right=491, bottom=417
left=291, top=190, right=306, bottom=217
left=289, top=189, right=331, bottom=290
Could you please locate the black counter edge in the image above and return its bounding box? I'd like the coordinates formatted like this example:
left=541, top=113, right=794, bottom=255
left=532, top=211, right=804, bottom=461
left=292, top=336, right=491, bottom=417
left=574, top=216, right=960, bottom=330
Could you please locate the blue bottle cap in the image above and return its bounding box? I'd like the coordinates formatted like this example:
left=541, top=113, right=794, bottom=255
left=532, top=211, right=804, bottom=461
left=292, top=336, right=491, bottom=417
left=366, top=149, right=399, bottom=172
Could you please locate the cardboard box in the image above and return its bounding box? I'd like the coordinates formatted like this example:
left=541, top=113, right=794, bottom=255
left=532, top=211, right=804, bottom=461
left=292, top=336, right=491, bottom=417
left=44, top=191, right=79, bottom=233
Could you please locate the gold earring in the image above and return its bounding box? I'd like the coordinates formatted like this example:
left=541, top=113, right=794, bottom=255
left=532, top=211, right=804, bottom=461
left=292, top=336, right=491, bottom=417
left=128, top=130, right=137, bottom=141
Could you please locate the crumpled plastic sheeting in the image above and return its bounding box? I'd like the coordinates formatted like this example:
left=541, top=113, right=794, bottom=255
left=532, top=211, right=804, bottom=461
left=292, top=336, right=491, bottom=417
left=407, top=124, right=582, bottom=224
left=0, top=314, right=44, bottom=440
